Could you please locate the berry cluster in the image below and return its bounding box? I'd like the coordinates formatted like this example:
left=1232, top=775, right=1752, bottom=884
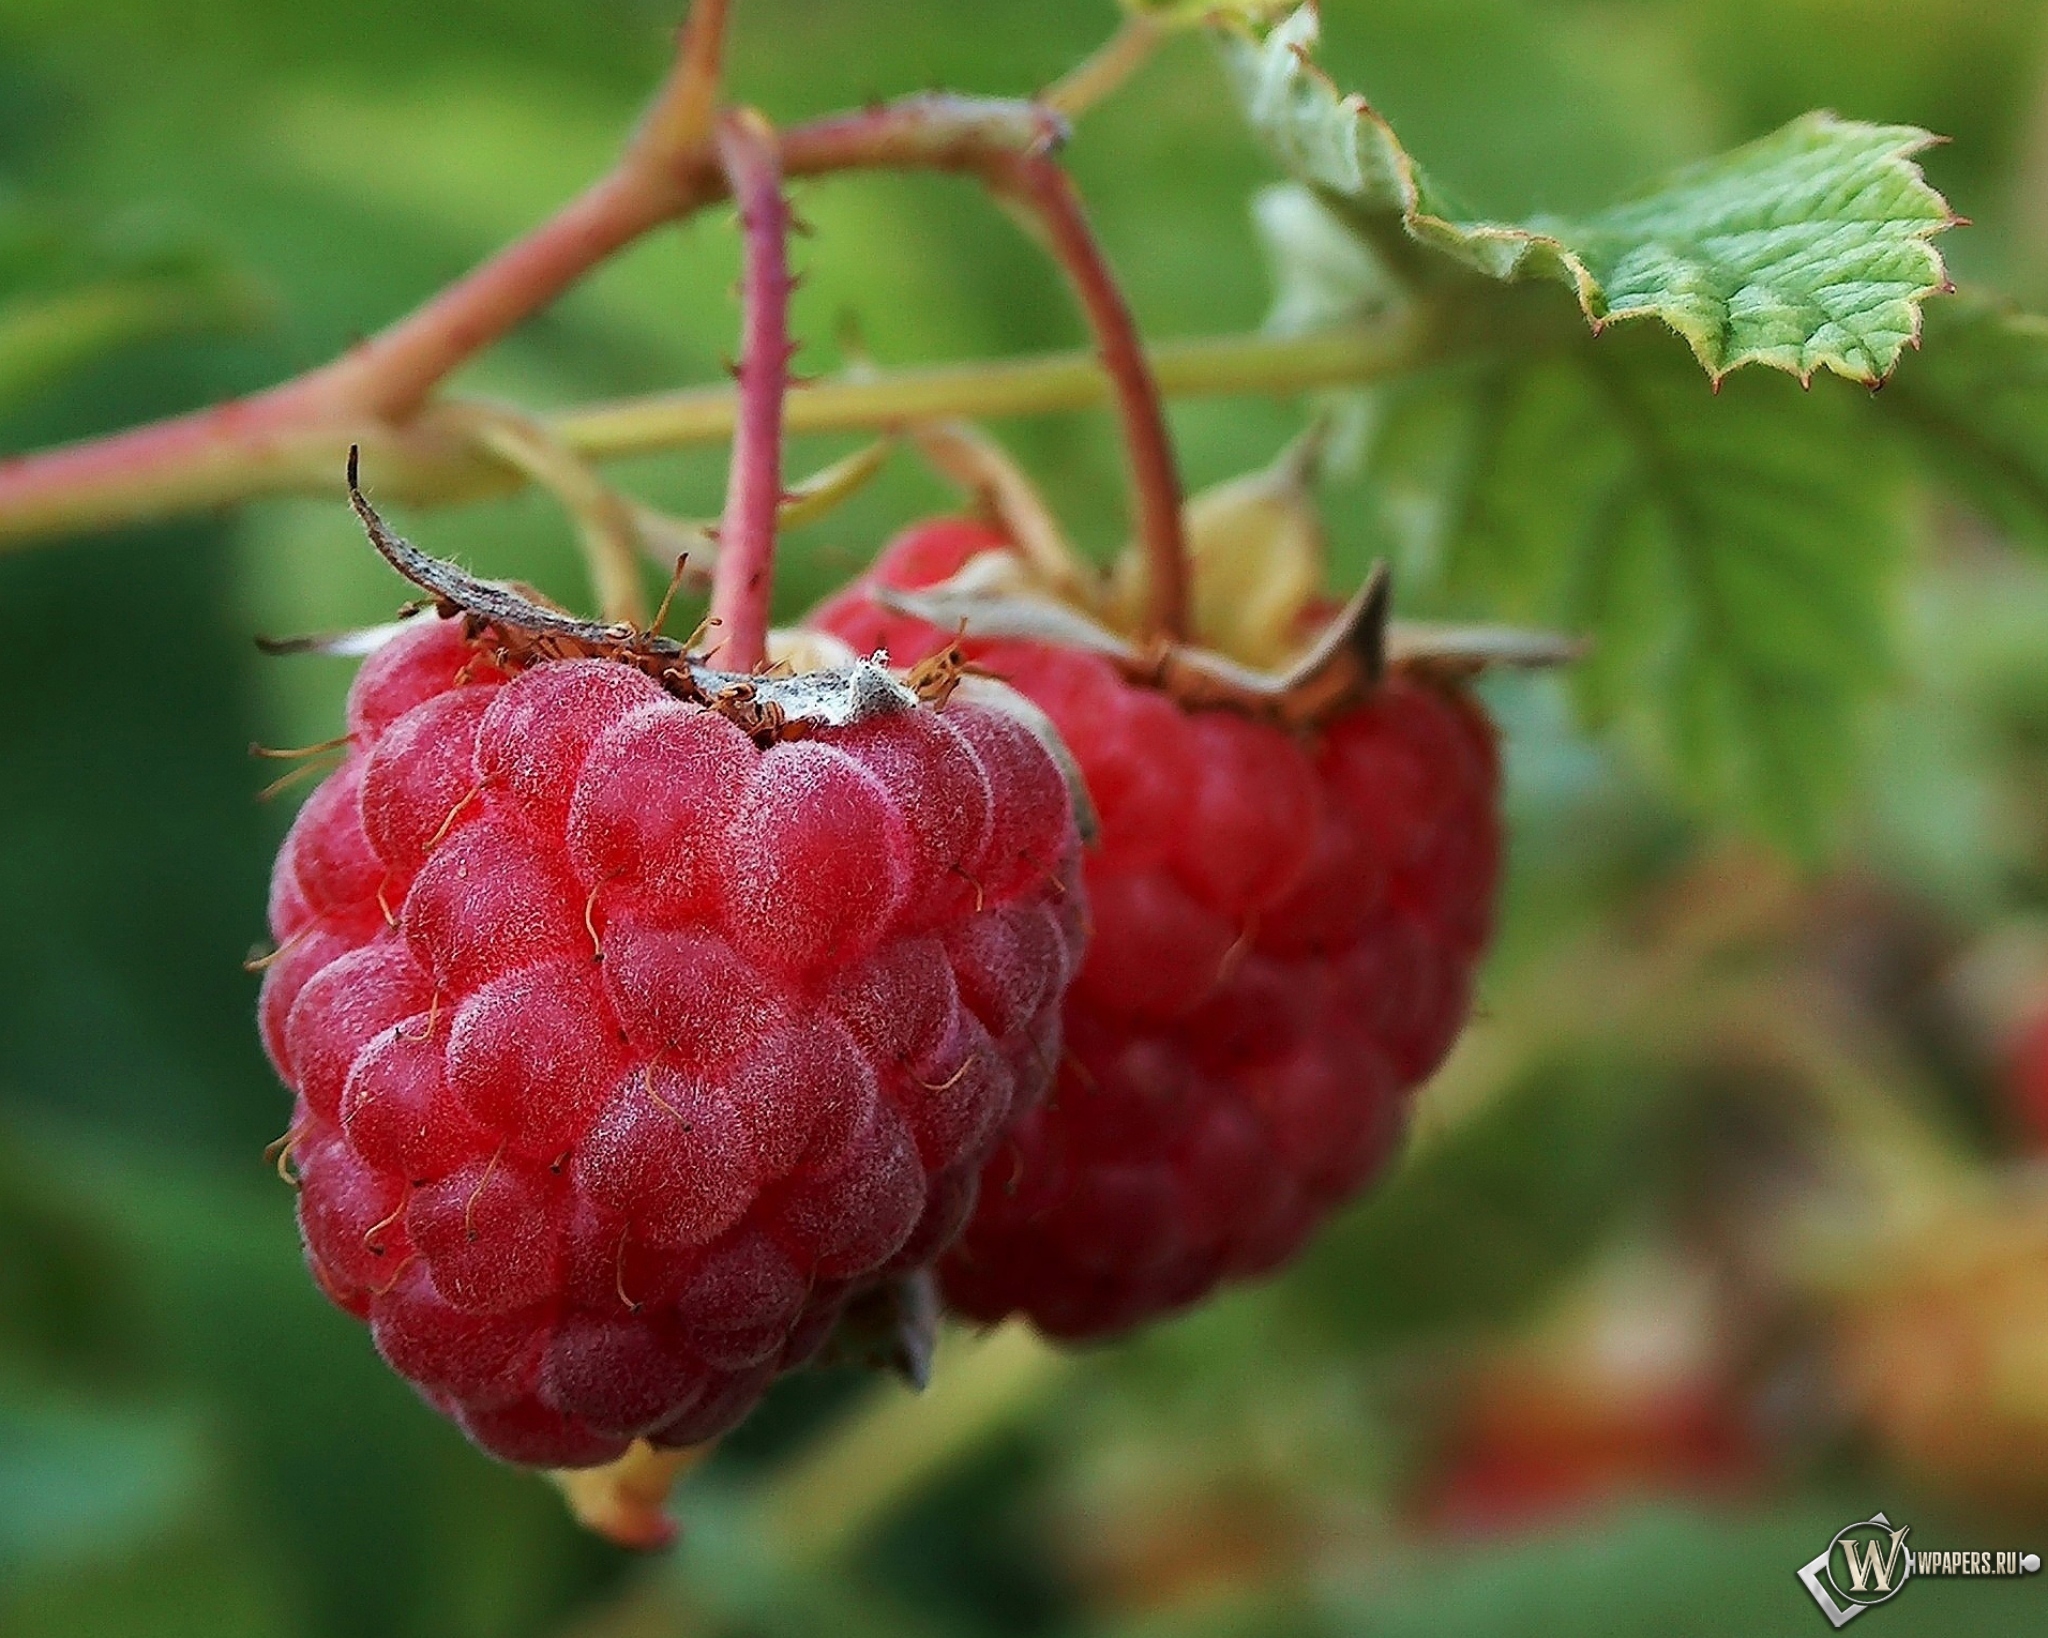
left=815, top=520, right=1500, bottom=1338
left=252, top=57, right=1511, bottom=1498
left=262, top=617, right=1084, bottom=1466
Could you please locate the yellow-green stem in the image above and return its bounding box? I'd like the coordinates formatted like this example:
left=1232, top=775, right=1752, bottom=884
left=553, top=321, right=1423, bottom=462
left=0, top=321, right=1425, bottom=548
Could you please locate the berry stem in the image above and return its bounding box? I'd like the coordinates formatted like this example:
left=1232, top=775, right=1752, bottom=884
left=1042, top=13, right=1166, bottom=118
left=0, top=0, right=744, bottom=543
left=758, top=1323, right=1071, bottom=1572
left=984, top=153, right=1191, bottom=643
left=707, top=110, right=793, bottom=674
left=629, top=0, right=733, bottom=170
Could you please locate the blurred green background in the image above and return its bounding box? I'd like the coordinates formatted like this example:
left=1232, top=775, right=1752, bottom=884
left=11, top=1, right=2048, bottom=1634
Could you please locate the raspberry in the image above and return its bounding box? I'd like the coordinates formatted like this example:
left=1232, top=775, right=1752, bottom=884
left=262, top=616, right=1085, bottom=1467
left=813, top=520, right=1500, bottom=1339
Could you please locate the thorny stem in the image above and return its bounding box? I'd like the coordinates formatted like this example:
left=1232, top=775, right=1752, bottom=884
left=781, top=94, right=1064, bottom=179
left=309, top=166, right=699, bottom=423
left=707, top=110, right=793, bottom=674
left=789, top=100, right=1192, bottom=637
left=0, top=0, right=744, bottom=547
left=986, top=153, right=1189, bottom=640
left=630, top=0, right=731, bottom=166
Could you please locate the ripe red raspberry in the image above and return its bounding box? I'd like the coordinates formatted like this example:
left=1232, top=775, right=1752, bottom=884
left=261, top=615, right=1085, bottom=1467
left=813, top=519, right=1500, bottom=1339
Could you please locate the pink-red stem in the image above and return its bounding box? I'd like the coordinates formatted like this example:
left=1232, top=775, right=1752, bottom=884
left=986, top=153, right=1188, bottom=643
left=707, top=110, right=792, bottom=674
left=317, top=168, right=691, bottom=421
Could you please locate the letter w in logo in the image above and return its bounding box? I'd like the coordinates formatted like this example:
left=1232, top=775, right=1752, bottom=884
left=1801, top=1515, right=1915, bottom=1626
left=1838, top=1526, right=1912, bottom=1595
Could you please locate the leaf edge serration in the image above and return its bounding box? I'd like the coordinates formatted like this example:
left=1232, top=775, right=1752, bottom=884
left=1220, top=3, right=1960, bottom=387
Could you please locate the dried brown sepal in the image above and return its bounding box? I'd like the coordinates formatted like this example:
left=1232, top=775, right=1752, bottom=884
left=1112, top=418, right=1332, bottom=669
left=876, top=549, right=1128, bottom=655
left=1385, top=620, right=1589, bottom=680
left=779, top=436, right=899, bottom=529
left=344, top=449, right=926, bottom=745
left=878, top=555, right=1579, bottom=728
left=904, top=621, right=987, bottom=710
left=348, top=446, right=684, bottom=668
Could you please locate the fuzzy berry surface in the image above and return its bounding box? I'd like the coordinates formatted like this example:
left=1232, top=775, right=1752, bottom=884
left=814, top=520, right=1501, bottom=1340
left=261, top=617, right=1085, bottom=1467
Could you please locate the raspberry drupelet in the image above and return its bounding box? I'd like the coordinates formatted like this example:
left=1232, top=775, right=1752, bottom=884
left=814, top=517, right=1502, bottom=1340
left=262, top=615, right=1086, bottom=1467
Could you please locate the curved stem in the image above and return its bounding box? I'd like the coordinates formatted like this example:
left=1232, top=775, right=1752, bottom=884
left=707, top=110, right=792, bottom=674
left=312, top=167, right=703, bottom=422
left=1042, top=14, right=1165, bottom=117
left=779, top=95, right=1065, bottom=181
left=629, top=0, right=732, bottom=166
left=987, top=153, right=1189, bottom=641
left=0, top=0, right=746, bottom=542
left=463, top=407, right=650, bottom=625
left=0, top=96, right=1064, bottom=549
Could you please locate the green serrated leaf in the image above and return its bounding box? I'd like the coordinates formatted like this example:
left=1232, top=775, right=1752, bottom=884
left=1365, top=328, right=1906, bottom=851
left=1222, top=5, right=1955, bottom=384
